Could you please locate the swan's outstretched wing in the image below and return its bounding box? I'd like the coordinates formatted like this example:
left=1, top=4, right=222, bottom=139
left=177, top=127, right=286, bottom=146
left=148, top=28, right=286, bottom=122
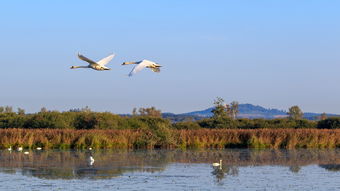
left=78, top=53, right=97, bottom=65
left=128, top=60, right=150, bottom=76
left=97, top=54, right=115, bottom=66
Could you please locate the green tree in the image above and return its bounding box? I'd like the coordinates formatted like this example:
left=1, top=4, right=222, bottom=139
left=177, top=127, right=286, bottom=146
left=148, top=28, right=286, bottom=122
left=4, top=106, right=13, bottom=113
left=317, top=117, right=340, bottom=129
left=81, top=106, right=91, bottom=112
left=132, top=108, right=138, bottom=116
left=230, top=101, right=239, bottom=119
left=320, top=112, right=327, bottom=120
left=287, top=105, right=303, bottom=120
left=211, top=97, right=227, bottom=119
left=40, top=107, right=48, bottom=113
left=138, top=107, right=162, bottom=117
left=17, top=108, right=25, bottom=115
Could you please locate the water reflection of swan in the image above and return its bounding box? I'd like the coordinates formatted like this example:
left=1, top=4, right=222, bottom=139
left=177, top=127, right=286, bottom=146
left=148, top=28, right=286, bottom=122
left=88, top=156, right=95, bottom=166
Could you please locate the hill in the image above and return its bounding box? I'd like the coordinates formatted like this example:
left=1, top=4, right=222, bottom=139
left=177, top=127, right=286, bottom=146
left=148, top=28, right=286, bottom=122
left=166, top=104, right=339, bottom=120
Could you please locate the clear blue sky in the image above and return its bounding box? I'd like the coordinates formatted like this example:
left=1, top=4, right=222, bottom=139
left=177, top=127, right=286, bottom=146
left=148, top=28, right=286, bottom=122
left=0, top=0, right=339, bottom=114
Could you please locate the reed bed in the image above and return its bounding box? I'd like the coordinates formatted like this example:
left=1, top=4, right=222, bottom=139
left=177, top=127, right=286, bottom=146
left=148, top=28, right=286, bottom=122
left=177, top=129, right=340, bottom=149
left=0, top=128, right=339, bottom=149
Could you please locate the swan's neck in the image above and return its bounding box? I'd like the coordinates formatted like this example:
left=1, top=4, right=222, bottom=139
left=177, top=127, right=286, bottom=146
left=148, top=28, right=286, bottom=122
left=71, top=66, right=90, bottom=69
left=123, top=62, right=137, bottom=65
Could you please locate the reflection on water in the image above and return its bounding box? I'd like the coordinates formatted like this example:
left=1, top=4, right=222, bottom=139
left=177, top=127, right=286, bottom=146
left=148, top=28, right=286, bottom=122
left=0, top=149, right=339, bottom=181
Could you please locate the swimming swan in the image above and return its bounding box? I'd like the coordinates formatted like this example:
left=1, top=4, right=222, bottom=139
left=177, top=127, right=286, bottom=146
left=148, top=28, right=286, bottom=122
left=212, top=160, right=222, bottom=167
left=71, top=53, right=115, bottom=71
left=122, top=60, right=161, bottom=76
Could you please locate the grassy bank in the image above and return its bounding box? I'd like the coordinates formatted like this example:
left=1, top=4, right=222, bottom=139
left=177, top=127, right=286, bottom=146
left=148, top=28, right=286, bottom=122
left=1, top=128, right=339, bottom=149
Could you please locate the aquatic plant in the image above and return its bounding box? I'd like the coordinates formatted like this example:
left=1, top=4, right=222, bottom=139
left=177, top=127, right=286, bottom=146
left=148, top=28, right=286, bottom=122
left=0, top=128, right=338, bottom=149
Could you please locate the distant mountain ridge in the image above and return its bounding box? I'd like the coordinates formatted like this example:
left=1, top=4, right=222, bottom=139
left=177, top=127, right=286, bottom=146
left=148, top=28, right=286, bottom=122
left=177, top=104, right=339, bottom=120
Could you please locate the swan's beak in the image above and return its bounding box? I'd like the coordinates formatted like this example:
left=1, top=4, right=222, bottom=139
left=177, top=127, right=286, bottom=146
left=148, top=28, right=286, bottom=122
left=121, top=63, right=126, bottom=65
left=70, top=66, right=75, bottom=69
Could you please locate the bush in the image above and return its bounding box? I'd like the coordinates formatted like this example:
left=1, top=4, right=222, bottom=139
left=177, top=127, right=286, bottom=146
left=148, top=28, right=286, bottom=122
left=172, top=121, right=201, bottom=130
left=198, top=117, right=238, bottom=129
left=317, top=118, right=340, bottom=129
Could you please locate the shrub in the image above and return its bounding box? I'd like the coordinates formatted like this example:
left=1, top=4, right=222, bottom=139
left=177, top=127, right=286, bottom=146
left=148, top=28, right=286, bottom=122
left=317, top=118, right=340, bottom=129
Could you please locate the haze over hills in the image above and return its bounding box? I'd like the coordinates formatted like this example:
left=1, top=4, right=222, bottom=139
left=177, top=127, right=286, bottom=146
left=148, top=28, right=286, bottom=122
left=163, top=104, right=339, bottom=121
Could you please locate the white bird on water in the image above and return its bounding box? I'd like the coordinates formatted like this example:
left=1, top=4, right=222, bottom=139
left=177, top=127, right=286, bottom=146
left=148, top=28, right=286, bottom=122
left=17, top=146, right=23, bottom=152
left=212, top=160, right=222, bottom=168
left=122, top=60, right=162, bottom=76
left=71, top=53, right=115, bottom=71
left=24, top=151, right=29, bottom=155
left=8, top=146, right=12, bottom=151
left=36, top=147, right=42, bottom=150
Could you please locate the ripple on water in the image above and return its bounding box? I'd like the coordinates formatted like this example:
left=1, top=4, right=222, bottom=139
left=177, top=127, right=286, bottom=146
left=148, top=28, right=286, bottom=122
left=0, top=149, right=339, bottom=191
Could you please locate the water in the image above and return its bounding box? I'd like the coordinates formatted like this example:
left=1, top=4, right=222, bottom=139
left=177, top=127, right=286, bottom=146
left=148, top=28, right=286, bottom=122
left=0, top=149, right=339, bottom=191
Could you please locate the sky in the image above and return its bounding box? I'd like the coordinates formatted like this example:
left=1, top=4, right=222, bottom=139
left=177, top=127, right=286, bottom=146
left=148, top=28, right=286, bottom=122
left=0, top=0, right=339, bottom=114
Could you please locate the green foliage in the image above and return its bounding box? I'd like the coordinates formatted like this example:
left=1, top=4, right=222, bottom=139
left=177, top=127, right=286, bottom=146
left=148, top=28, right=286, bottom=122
left=138, top=107, right=162, bottom=117
left=0, top=113, right=27, bottom=128
left=229, top=101, right=239, bottom=119
left=287, top=105, right=303, bottom=120
left=211, top=97, right=239, bottom=120
left=0, top=106, right=327, bottom=130
left=317, top=118, right=340, bottom=129
left=198, top=117, right=238, bottom=129
left=172, top=121, right=201, bottom=130
left=196, top=118, right=316, bottom=129
left=211, top=97, right=227, bottom=119
left=24, top=112, right=76, bottom=129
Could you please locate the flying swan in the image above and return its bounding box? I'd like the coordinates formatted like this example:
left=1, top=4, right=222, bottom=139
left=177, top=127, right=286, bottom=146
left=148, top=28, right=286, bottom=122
left=122, top=60, right=162, bottom=76
left=71, top=53, right=115, bottom=71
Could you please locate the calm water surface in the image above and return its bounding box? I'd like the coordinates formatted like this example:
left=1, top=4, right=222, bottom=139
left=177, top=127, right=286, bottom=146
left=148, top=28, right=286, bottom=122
left=0, top=149, right=339, bottom=191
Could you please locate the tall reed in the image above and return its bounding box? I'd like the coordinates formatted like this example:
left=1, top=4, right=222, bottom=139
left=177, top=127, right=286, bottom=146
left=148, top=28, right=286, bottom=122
left=0, top=128, right=339, bottom=149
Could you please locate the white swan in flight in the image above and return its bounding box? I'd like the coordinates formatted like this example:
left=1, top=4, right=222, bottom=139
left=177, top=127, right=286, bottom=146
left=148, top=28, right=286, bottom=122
left=71, top=53, right=115, bottom=71
left=122, top=60, right=161, bottom=76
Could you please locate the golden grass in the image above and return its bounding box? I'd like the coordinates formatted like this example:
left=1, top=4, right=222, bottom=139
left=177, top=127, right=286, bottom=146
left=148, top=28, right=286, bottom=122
left=0, top=128, right=339, bottom=149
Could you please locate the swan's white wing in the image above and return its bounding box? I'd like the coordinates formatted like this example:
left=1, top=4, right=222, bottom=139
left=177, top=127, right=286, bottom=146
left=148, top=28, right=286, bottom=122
left=78, top=53, right=97, bottom=65
left=97, top=54, right=115, bottom=66
left=128, top=61, right=150, bottom=76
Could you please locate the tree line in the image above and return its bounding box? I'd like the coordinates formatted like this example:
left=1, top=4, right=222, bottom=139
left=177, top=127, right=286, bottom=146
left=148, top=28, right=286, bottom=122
left=0, top=102, right=339, bottom=130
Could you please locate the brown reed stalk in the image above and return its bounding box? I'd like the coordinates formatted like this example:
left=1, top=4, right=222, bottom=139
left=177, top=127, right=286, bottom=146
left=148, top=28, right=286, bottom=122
left=0, top=128, right=339, bottom=149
